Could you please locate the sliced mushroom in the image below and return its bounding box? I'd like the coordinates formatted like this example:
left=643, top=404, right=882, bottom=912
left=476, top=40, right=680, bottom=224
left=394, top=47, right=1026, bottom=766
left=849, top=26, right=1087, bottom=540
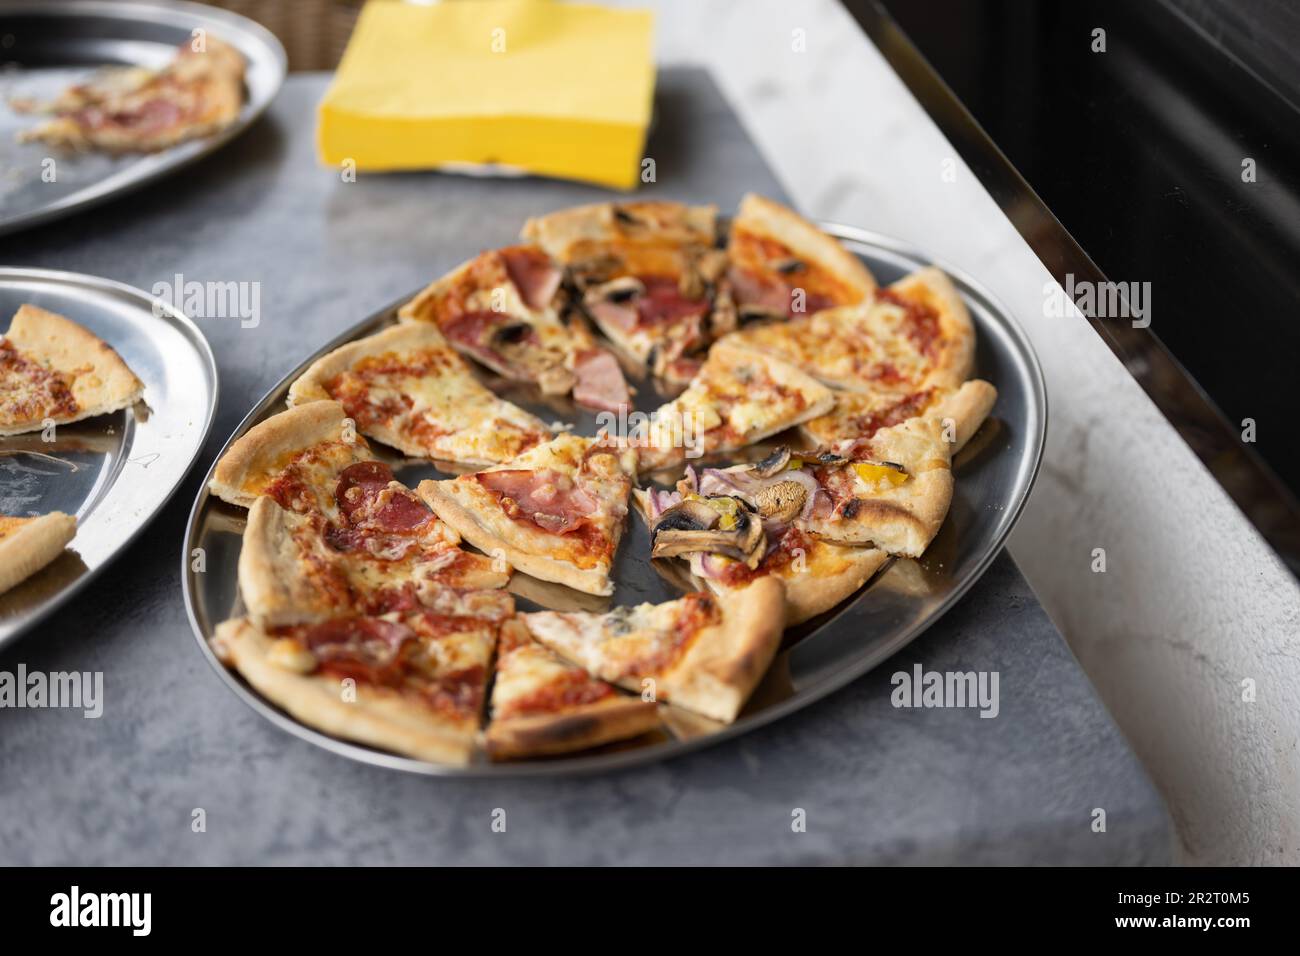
left=650, top=495, right=765, bottom=567
left=773, top=257, right=807, bottom=275
left=751, top=446, right=791, bottom=478
left=585, top=275, right=645, bottom=306
left=753, top=479, right=808, bottom=524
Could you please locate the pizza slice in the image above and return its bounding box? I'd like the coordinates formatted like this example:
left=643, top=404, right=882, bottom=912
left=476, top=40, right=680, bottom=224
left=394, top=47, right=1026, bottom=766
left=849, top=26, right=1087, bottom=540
left=635, top=339, right=835, bottom=472
left=209, top=400, right=374, bottom=512
left=0, top=304, right=144, bottom=436
left=519, top=577, right=785, bottom=723
left=239, top=460, right=510, bottom=628
left=398, top=244, right=630, bottom=412
left=0, top=512, right=77, bottom=595
left=484, top=618, right=660, bottom=760
left=214, top=606, right=504, bottom=765
left=721, top=267, right=974, bottom=396
left=635, top=487, right=886, bottom=626
left=522, top=200, right=725, bottom=384
left=418, top=433, right=636, bottom=596
left=725, top=193, right=875, bottom=321
left=15, top=37, right=244, bottom=153
left=287, top=322, right=551, bottom=467
left=801, top=378, right=997, bottom=454
left=680, top=420, right=953, bottom=558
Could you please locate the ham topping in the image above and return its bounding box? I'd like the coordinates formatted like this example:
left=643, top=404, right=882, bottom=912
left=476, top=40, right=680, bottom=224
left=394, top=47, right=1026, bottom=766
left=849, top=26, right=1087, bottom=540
left=572, top=348, right=630, bottom=413
left=500, top=245, right=562, bottom=310
left=477, top=468, right=598, bottom=534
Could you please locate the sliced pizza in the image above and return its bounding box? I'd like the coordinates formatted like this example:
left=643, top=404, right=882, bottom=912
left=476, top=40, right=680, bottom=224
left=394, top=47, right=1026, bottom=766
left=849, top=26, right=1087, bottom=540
left=801, top=378, right=998, bottom=454
left=522, top=200, right=725, bottom=384
left=239, top=461, right=510, bottom=628
left=725, top=193, right=875, bottom=322
left=209, top=400, right=374, bottom=512
left=0, top=512, right=77, bottom=595
left=0, top=304, right=144, bottom=437
left=635, top=339, right=835, bottom=472
left=287, top=322, right=551, bottom=467
left=721, top=266, right=974, bottom=397
left=418, top=433, right=636, bottom=596
left=15, top=37, right=244, bottom=153
left=214, top=606, right=504, bottom=765
left=398, top=244, right=630, bottom=412
left=635, top=486, right=886, bottom=626
left=519, top=577, right=785, bottom=723
left=484, top=618, right=659, bottom=760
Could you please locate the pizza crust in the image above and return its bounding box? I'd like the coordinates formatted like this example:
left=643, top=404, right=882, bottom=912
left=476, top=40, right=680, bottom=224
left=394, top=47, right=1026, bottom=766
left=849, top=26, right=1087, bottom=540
left=732, top=193, right=876, bottom=299
left=0, top=305, right=144, bottom=435
left=0, top=512, right=77, bottom=595
left=521, top=200, right=717, bottom=258
left=209, top=400, right=372, bottom=508
left=699, top=543, right=889, bottom=627
left=238, top=497, right=346, bottom=628
left=803, top=416, right=954, bottom=556
left=215, top=617, right=480, bottom=766
left=484, top=620, right=661, bottom=759
left=654, top=576, right=786, bottom=722
left=887, top=267, right=976, bottom=390
left=933, top=378, right=997, bottom=455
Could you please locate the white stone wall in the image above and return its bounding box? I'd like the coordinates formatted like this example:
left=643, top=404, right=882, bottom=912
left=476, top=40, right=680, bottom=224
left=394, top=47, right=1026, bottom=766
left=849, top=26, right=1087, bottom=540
left=627, top=0, right=1300, bottom=864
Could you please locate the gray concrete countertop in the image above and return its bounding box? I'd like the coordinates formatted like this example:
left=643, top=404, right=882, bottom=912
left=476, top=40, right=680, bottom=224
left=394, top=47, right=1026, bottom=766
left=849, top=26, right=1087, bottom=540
left=0, top=73, right=1172, bottom=865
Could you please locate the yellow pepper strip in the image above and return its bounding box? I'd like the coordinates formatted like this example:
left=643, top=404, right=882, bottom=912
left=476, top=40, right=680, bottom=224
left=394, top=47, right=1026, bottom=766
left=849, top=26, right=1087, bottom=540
left=854, top=462, right=909, bottom=487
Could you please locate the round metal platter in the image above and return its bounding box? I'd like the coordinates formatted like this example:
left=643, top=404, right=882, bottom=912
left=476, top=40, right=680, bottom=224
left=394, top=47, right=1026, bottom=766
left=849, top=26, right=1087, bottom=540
left=0, top=267, right=218, bottom=648
left=0, top=0, right=286, bottom=238
left=183, top=225, right=1047, bottom=776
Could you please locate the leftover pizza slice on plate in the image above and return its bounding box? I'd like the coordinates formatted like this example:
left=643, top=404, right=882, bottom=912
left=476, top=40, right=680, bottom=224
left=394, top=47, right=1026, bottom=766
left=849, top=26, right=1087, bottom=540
left=15, top=36, right=245, bottom=153
left=0, top=304, right=144, bottom=436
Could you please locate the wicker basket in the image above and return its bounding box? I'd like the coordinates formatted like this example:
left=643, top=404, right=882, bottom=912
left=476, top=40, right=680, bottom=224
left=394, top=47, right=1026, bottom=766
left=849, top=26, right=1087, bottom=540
left=206, top=0, right=364, bottom=72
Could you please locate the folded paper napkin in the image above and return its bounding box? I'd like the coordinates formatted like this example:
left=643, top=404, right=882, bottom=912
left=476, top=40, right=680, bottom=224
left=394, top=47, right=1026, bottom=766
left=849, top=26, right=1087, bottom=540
left=318, top=0, right=656, bottom=189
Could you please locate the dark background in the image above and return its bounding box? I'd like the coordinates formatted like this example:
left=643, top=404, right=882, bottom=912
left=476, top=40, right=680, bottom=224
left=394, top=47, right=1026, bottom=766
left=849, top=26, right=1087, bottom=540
left=878, top=0, right=1300, bottom=497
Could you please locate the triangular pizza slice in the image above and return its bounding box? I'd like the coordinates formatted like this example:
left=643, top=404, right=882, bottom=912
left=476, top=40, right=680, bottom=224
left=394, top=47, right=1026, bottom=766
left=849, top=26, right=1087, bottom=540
left=483, top=619, right=660, bottom=760
left=519, top=577, right=785, bottom=723
left=635, top=339, right=835, bottom=472
left=522, top=200, right=724, bottom=384
left=723, top=266, right=974, bottom=396
left=16, top=37, right=244, bottom=153
left=634, top=487, right=887, bottom=627
left=287, top=322, right=551, bottom=467
left=398, top=244, right=630, bottom=412
left=419, top=433, right=636, bottom=596
left=725, top=193, right=875, bottom=321
left=209, top=400, right=374, bottom=512
left=0, top=304, right=144, bottom=436
left=214, top=600, right=510, bottom=766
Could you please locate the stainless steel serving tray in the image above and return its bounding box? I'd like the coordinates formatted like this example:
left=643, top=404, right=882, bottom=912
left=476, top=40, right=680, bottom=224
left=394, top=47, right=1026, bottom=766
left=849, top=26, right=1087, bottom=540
left=183, top=225, right=1047, bottom=776
left=0, top=0, right=286, bottom=237
left=0, top=267, right=218, bottom=647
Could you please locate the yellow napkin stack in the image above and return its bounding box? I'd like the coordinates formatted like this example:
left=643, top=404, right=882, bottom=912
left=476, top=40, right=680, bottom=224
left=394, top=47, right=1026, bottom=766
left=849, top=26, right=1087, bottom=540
left=318, top=0, right=656, bottom=189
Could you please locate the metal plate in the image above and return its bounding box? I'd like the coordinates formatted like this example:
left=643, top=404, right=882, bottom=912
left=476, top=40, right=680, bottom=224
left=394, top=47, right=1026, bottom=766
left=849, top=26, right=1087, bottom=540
left=0, top=0, right=286, bottom=237
left=0, top=267, right=218, bottom=646
left=183, top=226, right=1046, bottom=776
